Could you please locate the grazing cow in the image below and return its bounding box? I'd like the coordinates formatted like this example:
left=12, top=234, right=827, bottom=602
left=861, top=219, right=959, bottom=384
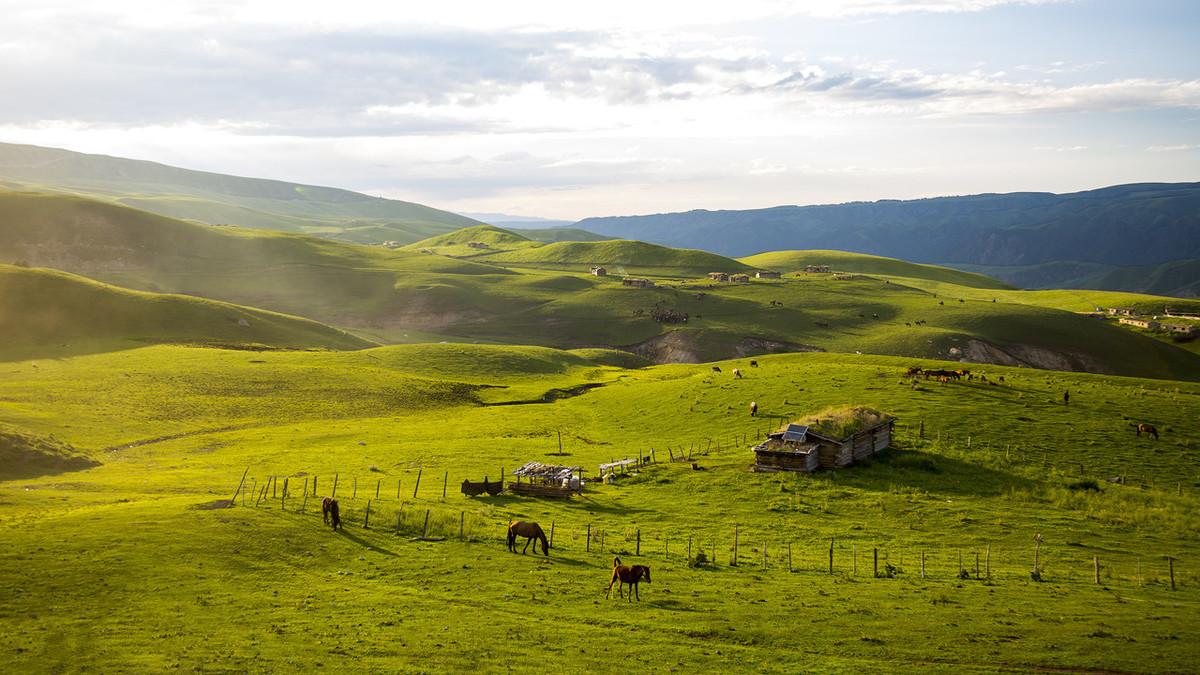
left=1063, top=390, right=1070, bottom=406
left=711, top=366, right=722, bottom=373
left=998, top=376, right=1005, bottom=383
left=606, top=557, right=651, bottom=601
left=749, top=360, right=758, bottom=368
left=321, top=497, right=341, bottom=531
left=904, top=366, right=923, bottom=378
left=750, top=401, right=758, bottom=417
left=732, top=369, right=742, bottom=379
left=1132, top=423, right=1159, bottom=440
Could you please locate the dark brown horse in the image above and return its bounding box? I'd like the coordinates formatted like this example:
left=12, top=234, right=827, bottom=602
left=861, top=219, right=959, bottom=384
left=507, top=520, right=549, bottom=556
left=1132, top=423, right=1159, bottom=440
left=321, top=497, right=342, bottom=530
left=605, top=557, right=651, bottom=601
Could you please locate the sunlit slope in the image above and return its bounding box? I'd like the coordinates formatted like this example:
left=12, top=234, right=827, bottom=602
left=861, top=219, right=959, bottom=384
left=402, top=224, right=543, bottom=256
left=740, top=249, right=1013, bottom=290
left=3, top=192, right=1198, bottom=378
left=0, top=264, right=372, bottom=357
left=0, top=141, right=481, bottom=244
left=0, top=191, right=513, bottom=329
left=478, top=239, right=756, bottom=275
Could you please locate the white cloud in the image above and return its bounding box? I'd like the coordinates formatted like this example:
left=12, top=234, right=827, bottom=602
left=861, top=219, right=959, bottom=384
left=1147, top=144, right=1198, bottom=152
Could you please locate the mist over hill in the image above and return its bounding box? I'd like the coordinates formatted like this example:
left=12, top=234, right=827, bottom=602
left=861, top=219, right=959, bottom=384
left=0, top=142, right=482, bottom=244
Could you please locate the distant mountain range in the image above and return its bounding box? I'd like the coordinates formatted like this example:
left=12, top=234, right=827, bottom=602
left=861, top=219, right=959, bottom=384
left=2, top=142, right=1197, bottom=296
left=575, top=183, right=1200, bottom=296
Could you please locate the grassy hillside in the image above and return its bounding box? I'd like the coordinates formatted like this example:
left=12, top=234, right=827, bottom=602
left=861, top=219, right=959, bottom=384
left=403, top=224, right=543, bottom=256
left=3, top=191, right=1199, bottom=380
left=953, top=259, right=1200, bottom=298
left=740, top=249, right=1013, bottom=290
left=509, top=226, right=612, bottom=243
left=1, top=344, right=1198, bottom=672
left=0, top=142, right=481, bottom=244
left=478, top=239, right=756, bottom=275
left=0, top=264, right=371, bottom=357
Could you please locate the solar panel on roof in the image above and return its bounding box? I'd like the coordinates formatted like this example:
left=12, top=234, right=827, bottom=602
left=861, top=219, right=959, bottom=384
left=782, top=424, right=808, bottom=442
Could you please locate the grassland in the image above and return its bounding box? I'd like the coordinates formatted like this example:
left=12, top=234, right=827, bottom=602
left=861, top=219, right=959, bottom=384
left=0, top=264, right=371, bottom=358
left=740, top=249, right=1014, bottom=290
left=5, top=190, right=1200, bottom=382
left=1, top=343, right=1198, bottom=672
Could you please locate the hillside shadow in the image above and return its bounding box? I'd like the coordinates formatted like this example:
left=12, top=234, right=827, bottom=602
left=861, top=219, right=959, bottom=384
left=838, top=448, right=1035, bottom=497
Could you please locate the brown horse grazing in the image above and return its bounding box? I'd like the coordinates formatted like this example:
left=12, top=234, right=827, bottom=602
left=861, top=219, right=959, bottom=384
left=1132, top=423, right=1159, bottom=440
left=606, top=557, right=651, bottom=601
left=507, top=520, right=550, bottom=556
left=749, top=360, right=758, bottom=367
left=321, top=497, right=342, bottom=530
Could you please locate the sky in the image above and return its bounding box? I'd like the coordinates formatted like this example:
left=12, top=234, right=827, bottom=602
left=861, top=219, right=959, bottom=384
left=1, top=0, right=1197, bottom=219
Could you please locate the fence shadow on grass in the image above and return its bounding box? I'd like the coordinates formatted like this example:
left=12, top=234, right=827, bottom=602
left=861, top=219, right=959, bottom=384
left=337, top=528, right=401, bottom=558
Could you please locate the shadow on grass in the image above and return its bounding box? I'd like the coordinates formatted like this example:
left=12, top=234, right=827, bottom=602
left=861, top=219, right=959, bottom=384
left=337, top=528, right=402, bottom=557
left=839, top=448, right=1035, bottom=497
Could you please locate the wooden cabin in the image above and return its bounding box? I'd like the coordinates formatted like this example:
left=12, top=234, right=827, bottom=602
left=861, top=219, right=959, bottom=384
left=1119, top=317, right=1159, bottom=330
left=755, top=271, right=781, bottom=279
left=753, top=416, right=894, bottom=473
left=730, top=273, right=750, bottom=283
left=708, top=272, right=730, bottom=282
left=804, top=264, right=831, bottom=273
left=622, top=277, right=654, bottom=288
left=590, top=266, right=608, bottom=276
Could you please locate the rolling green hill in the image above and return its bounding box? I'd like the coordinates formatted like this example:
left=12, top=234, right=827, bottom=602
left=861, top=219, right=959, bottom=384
left=740, top=250, right=1013, bottom=290
left=3, top=190, right=1200, bottom=380
left=478, top=239, right=756, bottom=275
left=0, top=264, right=372, bottom=358
left=0, top=141, right=481, bottom=244
left=402, top=224, right=544, bottom=256
left=1, top=343, right=1198, bottom=671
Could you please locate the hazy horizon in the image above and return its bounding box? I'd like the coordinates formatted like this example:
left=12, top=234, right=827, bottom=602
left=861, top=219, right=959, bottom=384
left=2, top=0, right=1197, bottom=219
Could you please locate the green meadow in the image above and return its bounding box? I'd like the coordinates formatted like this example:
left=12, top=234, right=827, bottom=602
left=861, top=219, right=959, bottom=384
left=2, top=343, right=1199, bottom=672
left=3, top=195, right=1200, bottom=673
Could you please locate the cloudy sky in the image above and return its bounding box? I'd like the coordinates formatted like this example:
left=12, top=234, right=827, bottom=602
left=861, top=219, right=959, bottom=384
left=2, top=0, right=1197, bottom=219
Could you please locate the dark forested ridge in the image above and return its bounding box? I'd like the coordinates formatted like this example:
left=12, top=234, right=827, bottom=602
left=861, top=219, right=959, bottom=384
left=575, top=183, right=1200, bottom=289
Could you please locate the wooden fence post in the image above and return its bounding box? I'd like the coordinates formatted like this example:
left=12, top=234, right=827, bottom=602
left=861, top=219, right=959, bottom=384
left=731, top=525, right=738, bottom=566
left=247, top=479, right=257, bottom=505
left=762, top=542, right=767, bottom=569
left=787, top=542, right=793, bottom=572
left=975, top=551, right=980, bottom=579
left=688, top=535, right=692, bottom=561
left=873, top=547, right=878, bottom=578
left=635, top=529, right=641, bottom=556
left=459, top=511, right=465, bottom=541
left=1168, top=557, right=1176, bottom=590
left=352, top=477, right=357, bottom=499
left=272, top=476, right=277, bottom=499
left=442, top=471, right=448, bottom=500
left=550, top=521, right=556, bottom=548
left=1093, top=556, right=1100, bottom=584
left=281, top=478, right=288, bottom=511
left=228, top=467, right=250, bottom=507
left=985, top=545, right=991, bottom=579
left=363, top=500, right=371, bottom=529
left=920, top=550, right=926, bottom=579
left=422, top=509, right=430, bottom=538
left=376, top=479, right=381, bottom=499
left=313, top=474, right=317, bottom=495
left=586, top=524, right=591, bottom=553
left=303, top=476, right=308, bottom=498
left=331, top=473, right=339, bottom=498
left=829, top=537, right=834, bottom=574
left=413, top=469, right=422, bottom=499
